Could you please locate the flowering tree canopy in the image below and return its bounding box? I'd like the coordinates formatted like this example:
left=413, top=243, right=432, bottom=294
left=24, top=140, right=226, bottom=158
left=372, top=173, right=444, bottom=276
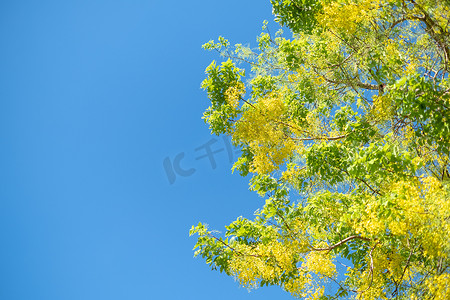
left=190, top=0, right=450, bottom=299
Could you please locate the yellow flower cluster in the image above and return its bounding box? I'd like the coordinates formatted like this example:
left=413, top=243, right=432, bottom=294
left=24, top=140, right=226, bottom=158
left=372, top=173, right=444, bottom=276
left=345, top=249, right=389, bottom=300
left=420, top=177, right=450, bottom=258
left=318, top=0, right=377, bottom=34
left=306, top=286, right=325, bottom=300
left=405, top=61, right=418, bottom=76
left=224, top=82, right=245, bottom=109
left=383, top=38, right=411, bottom=74
left=235, top=94, right=285, bottom=143
left=283, top=270, right=325, bottom=300
left=249, top=140, right=296, bottom=174
left=400, top=125, right=415, bottom=148
left=371, top=94, right=394, bottom=121
left=345, top=176, right=448, bottom=297
left=369, top=247, right=405, bottom=287
left=386, top=178, right=449, bottom=259
left=353, top=177, right=449, bottom=249
left=353, top=198, right=386, bottom=238
left=425, top=273, right=450, bottom=300
left=229, top=241, right=296, bottom=288
left=305, top=111, right=322, bottom=137
left=283, top=275, right=310, bottom=298
left=303, top=245, right=336, bottom=278
left=234, top=92, right=297, bottom=174
left=226, top=174, right=448, bottom=297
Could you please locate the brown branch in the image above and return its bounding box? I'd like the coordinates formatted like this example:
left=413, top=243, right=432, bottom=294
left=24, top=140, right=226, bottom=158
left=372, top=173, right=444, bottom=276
left=311, top=235, right=371, bottom=251
left=319, top=69, right=379, bottom=91
left=407, top=0, right=450, bottom=70
left=291, top=134, right=348, bottom=142
left=239, top=95, right=256, bottom=109
left=389, top=17, right=408, bottom=31
left=358, top=242, right=379, bottom=294
left=339, top=168, right=382, bottom=196
left=239, top=96, right=345, bottom=143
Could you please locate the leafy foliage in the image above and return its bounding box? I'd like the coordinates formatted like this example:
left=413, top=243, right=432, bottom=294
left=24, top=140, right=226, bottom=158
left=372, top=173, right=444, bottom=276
left=191, top=0, right=450, bottom=299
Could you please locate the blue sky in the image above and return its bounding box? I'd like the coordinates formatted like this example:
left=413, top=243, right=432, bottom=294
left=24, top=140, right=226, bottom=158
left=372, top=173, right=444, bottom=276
left=0, top=1, right=295, bottom=299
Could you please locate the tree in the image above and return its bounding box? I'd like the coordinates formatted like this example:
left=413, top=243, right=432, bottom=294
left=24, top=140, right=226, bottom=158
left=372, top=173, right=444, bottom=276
left=190, top=1, right=450, bottom=299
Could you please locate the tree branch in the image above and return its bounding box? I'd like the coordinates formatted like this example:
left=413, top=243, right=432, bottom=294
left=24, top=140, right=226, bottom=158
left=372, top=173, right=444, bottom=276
left=311, top=235, right=371, bottom=251
left=358, top=242, right=379, bottom=294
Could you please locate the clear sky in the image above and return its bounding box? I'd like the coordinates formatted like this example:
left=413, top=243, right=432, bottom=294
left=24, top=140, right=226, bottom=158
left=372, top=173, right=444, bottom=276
left=0, top=1, right=295, bottom=299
